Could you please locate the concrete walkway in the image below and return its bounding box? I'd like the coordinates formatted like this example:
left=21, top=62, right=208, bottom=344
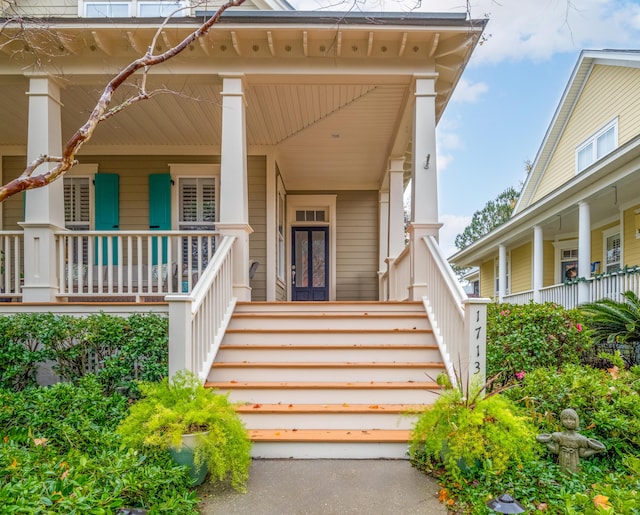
left=197, top=459, right=446, bottom=515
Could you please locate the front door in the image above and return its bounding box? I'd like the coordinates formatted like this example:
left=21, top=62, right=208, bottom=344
left=291, top=227, right=329, bottom=301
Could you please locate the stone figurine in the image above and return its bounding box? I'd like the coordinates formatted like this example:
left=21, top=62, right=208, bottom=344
left=536, top=408, right=606, bottom=473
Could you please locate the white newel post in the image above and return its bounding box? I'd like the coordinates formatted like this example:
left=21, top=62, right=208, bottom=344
left=498, top=244, right=507, bottom=302
left=533, top=225, right=543, bottom=303
left=578, top=201, right=591, bottom=305
left=387, top=158, right=406, bottom=300
left=217, top=74, right=253, bottom=301
left=409, top=75, right=441, bottom=300
left=168, top=296, right=193, bottom=378
left=378, top=190, right=389, bottom=300
left=463, top=298, right=487, bottom=392
left=20, top=76, right=65, bottom=302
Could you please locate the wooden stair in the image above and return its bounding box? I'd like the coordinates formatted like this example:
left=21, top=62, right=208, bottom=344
left=205, top=301, right=444, bottom=459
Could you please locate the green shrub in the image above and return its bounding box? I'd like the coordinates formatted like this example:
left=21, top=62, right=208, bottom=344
left=117, top=371, right=252, bottom=491
left=409, top=379, right=537, bottom=482
left=0, top=313, right=54, bottom=390
left=0, top=312, right=168, bottom=396
left=503, top=364, right=640, bottom=461
left=0, top=380, right=199, bottom=513
left=487, top=302, right=589, bottom=384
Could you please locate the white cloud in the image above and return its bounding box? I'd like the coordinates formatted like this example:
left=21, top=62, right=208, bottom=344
left=289, top=0, right=640, bottom=64
left=450, top=78, right=488, bottom=103
left=439, top=213, right=471, bottom=258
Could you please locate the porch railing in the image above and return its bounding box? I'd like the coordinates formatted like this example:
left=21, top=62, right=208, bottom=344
left=503, top=289, right=534, bottom=305
left=422, top=235, right=487, bottom=390
left=386, top=245, right=410, bottom=301
left=54, top=230, right=219, bottom=299
left=504, top=267, right=640, bottom=309
left=167, top=235, right=237, bottom=382
left=538, top=283, right=579, bottom=307
left=0, top=231, right=24, bottom=300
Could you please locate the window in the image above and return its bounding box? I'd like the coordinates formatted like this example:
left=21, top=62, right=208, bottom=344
left=83, top=1, right=186, bottom=17
left=603, top=228, right=621, bottom=273
left=178, top=176, right=216, bottom=267
left=138, top=1, right=186, bottom=17
left=277, top=182, right=285, bottom=282
left=85, top=2, right=130, bottom=17
left=561, top=248, right=578, bottom=281
left=494, top=256, right=510, bottom=296
left=576, top=119, right=617, bottom=173
left=64, top=177, right=91, bottom=231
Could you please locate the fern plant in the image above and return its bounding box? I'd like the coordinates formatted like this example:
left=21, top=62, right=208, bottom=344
left=580, top=290, right=640, bottom=367
left=116, top=370, right=251, bottom=491
left=409, top=377, right=537, bottom=482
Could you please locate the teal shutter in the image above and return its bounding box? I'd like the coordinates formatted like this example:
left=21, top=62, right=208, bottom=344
left=94, top=173, right=119, bottom=265
left=149, top=173, right=172, bottom=265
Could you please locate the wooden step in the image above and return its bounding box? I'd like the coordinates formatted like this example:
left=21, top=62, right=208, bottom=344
left=249, top=428, right=410, bottom=443
left=235, top=403, right=427, bottom=414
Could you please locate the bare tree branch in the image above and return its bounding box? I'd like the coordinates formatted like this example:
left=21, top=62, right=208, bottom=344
left=0, top=0, right=246, bottom=203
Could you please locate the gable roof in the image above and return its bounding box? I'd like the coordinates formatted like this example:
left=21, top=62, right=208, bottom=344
left=513, top=49, right=640, bottom=214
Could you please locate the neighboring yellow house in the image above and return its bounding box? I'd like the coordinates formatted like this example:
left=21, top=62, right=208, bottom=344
left=451, top=50, right=640, bottom=308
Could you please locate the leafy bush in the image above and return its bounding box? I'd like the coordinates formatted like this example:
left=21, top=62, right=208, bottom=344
left=487, top=302, right=589, bottom=384
left=0, top=313, right=53, bottom=390
left=409, top=379, right=537, bottom=482
left=581, top=290, right=640, bottom=367
left=117, top=371, right=252, bottom=491
left=0, top=378, right=199, bottom=513
left=503, top=364, right=640, bottom=462
left=0, top=312, right=168, bottom=396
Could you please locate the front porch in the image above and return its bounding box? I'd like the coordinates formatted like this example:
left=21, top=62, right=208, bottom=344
left=502, top=266, right=640, bottom=308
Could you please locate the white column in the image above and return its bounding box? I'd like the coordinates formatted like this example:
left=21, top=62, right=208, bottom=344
left=498, top=244, right=507, bottom=302
left=410, top=75, right=438, bottom=226
left=378, top=191, right=389, bottom=300
left=20, top=76, right=64, bottom=302
left=578, top=201, right=591, bottom=304
left=532, top=225, right=543, bottom=303
left=388, top=158, right=405, bottom=258
left=265, top=151, right=276, bottom=301
left=217, top=74, right=253, bottom=301
left=378, top=191, right=390, bottom=272
left=409, top=75, right=441, bottom=299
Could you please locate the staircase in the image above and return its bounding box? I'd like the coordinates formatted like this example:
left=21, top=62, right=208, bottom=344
left=205, top=301, right=444, bottom=459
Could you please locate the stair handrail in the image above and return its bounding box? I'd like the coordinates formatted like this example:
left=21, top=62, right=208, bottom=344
left=167, top=235, right=237, bottom=382
left=421, top=235, right=488, bottom=392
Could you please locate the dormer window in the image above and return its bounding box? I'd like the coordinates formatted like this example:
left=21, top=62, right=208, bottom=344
left=576, top=119, right=617, bottom=173
left=83, top=1, right=186, bottom=17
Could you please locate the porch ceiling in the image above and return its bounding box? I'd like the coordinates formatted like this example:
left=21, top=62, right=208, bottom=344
left=0, top=16, right=485, bottom=190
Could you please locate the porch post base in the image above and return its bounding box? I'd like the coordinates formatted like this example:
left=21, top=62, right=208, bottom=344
left=19, top=222, right=62, bottom=303
left=217, top=223, right=253, bottom=302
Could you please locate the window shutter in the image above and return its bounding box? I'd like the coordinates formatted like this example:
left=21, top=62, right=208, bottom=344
left=149, top=173, right=172, bottom=265
left=94, top=173, right=119, bottom=265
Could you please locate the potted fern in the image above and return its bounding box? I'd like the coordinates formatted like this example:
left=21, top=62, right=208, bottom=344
left=116, top=370, right=251, bottom=490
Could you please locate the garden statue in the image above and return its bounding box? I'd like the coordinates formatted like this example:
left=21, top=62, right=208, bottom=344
left=536, top=408, right=606, bottom=473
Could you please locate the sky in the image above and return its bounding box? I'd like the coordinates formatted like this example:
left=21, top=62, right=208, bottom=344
left=289, top=0, right=640, bottom=257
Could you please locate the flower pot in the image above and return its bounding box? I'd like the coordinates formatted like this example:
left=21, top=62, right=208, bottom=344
left=168, top=432, right=209, bottom=486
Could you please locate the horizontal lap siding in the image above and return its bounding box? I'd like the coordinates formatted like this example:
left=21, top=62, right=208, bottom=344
left=248, top=157, right=266, bottom=301
left=479, top=260, right=494, bottom=300
left=336, top=191, right=378, bottom=301
left=543, top=240, right=555, bottom=286
left=624, top=205, right=640, bottom=267
left=533, top=65, right=640, bottom=203
left=1, top=156, right=26, bottom=230
left=510, top=242, right=532, bottom=293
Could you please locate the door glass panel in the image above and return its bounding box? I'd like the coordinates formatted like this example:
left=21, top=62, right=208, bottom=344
left=312, top=230, right=326, bottom=287
left=295, top=231, right=308, bottom=287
